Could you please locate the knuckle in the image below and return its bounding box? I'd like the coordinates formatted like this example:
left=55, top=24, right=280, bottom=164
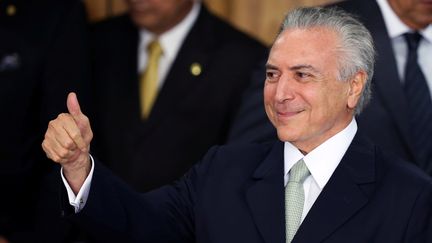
left=69, top=130, right=81, bottom=140
left=41, top=140, right=47, bottom=151
left=44, top=131, right=52, bottom=140
left=51, top=154, right=61, bottom=162
left=58, top=113, right=72, bottom=122
left=57, top=113, right=65, bottom=120
left=57, top=113, right=68, bottom=118
left=63, top=139, right=75, bottom=149
left=48, top=120, right=57, bottom=129
left=58, top=148, right=70, bottom=159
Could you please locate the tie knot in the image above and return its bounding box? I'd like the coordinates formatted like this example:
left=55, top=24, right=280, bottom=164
left=404, top=32, right=422, bottom=52
left=147, top=40, right=163, bottom=55
left=289, top=159, right=310, bottom=183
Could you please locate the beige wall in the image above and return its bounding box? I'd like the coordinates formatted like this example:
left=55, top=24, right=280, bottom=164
left=84, top=0, right=336, bottom=45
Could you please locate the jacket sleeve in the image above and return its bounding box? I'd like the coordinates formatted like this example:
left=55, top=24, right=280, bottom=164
left=64, top=147, right=220, bottom=243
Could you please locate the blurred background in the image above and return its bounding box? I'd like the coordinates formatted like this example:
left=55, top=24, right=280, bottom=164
left=84, top=0, right=336, bottom=45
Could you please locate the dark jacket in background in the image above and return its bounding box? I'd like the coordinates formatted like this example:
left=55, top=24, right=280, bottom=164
left=89, top=5, right=267, bottom=192
left=0, top=0, right=90, bottom=241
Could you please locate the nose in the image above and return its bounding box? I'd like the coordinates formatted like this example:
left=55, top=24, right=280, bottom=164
left=274, top=75, right=295, bottom=103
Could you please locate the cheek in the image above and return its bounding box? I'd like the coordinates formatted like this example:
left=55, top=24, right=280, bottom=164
left=307, top=91, right=338, bottom=121
left=314, top=92, right=348, bottom=126
left=263, top=85, right=275, bottom=117
left=263, top=83, right=275, bottom=104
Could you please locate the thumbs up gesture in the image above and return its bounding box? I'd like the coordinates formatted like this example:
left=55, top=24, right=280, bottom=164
left=42, top=92, right=93, bottom=193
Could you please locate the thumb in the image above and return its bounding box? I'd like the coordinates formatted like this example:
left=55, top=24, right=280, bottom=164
left=67, top=92, right=82, bottom=117
left=65, top=92, right=91, bottom=151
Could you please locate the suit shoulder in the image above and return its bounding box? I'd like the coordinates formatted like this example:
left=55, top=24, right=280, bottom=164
left=204, top=142, right=274, bottom=161
left=196, top=142, right=276, bottom=174
left=91, top=14, right=135, bottom=36
left=197, top=6, right=267, bottom=50
left=376, top=148, right=432, bottom=188
left=328, top=0, right=380, bottom=22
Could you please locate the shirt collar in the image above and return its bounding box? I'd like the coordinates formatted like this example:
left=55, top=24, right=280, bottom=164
left=376, top=0, right=410, bottom=38
left=284, top=119, right=358, bottom=189
left=139, top=2, right=201, bottom=60
left=376, top=0, right=432, bottom=42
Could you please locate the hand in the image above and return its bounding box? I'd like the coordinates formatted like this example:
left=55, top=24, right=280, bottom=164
left=42, top=92, right=93, bottom=193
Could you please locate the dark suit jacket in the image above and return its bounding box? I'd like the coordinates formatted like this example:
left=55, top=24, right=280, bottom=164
left=227, top=0, right=432, bottom=175
left=67, top=131, right=432, bottom=242
left=0, top=0, right=90, bottom=241
left=89, top=5, right=267, bottom=192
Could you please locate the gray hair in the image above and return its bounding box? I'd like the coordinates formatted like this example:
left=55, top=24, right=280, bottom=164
left=277, top=7, right=375, bottom=115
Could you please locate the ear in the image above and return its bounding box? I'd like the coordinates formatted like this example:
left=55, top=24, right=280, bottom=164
left=347, top=70, right=367, bottom=110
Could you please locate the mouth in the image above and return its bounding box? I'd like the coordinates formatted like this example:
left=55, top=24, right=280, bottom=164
left=276, top=110, right=304, bottom=120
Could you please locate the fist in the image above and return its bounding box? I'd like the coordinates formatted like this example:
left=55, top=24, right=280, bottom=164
left=42, top=92, right=93, bottom=189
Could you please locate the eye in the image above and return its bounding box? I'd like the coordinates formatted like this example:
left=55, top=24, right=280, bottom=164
left=295, top=71, right=310, bottom=78
left=266, top=70, right=280, bottom=82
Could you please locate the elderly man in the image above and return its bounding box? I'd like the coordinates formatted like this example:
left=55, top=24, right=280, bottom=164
left=228, top=0, right=432, bottom=176
left=43, top=7, right=432, bottom=243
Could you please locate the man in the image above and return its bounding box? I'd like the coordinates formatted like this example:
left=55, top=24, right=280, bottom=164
left=227, top=0, right=432, bottom=176
left=89, top=0, right=266, bottom=192
left=0, top=0, right=90, bottom=241
left=43, top=7, right=432, bottom=242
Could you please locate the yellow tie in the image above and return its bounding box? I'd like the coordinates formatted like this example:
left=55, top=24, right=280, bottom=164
left=140, top=40, right=163, bottom=119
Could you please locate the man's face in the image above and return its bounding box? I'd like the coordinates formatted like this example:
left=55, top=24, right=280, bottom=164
left=264, top=28, right=365, bottom=153
left=126, top=0, right=194, bottom=34
left=388, top=0, right=432, bottom=29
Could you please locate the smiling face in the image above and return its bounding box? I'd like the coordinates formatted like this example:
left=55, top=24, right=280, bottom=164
left=264, top=27, right=366, bottom=153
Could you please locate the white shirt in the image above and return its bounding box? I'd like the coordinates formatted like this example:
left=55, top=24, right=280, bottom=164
left=137, top=2, right=201, bottom=89
left=64, top=119, right=357, bottom=214
left=284, top=119, right=357, bottom=222
left=61, top=160, right=94, bottom=213
left=376, top=0, right=432, bottom=97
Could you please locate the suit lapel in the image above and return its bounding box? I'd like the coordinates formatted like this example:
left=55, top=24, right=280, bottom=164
left=94, top=15, right=141, bottom=131
left=246, top=142, right=285, bottom=243
left=293, top=133, right=375, bottom=242
left=144, top=7, right=213, bottom=127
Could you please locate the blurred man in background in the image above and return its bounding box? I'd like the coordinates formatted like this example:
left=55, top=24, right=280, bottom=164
left=89, top=0, right=266, bottom=192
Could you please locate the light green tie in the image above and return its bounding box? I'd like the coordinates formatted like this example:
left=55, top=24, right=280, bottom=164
left=285, top=159, right=310, bottom=243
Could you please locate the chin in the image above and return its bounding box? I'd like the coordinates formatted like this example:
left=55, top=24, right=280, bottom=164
left=276, top=129, right=298, bottom=143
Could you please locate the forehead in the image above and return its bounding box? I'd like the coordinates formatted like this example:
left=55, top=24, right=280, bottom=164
left=268, top=27, right=340, bottom=68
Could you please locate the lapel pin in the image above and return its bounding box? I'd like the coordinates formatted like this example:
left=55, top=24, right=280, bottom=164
left=7, top=5, right=17, bottom=16
left=190, top=62, right=202, bottom=76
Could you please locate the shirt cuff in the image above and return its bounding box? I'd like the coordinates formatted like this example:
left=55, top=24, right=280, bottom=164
left=60, top=155, right=95, bottom=213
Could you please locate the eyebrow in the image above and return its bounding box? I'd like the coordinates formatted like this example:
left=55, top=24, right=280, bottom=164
left=289, top=64, right=319, bottom=73
left=265, top=63, right=320, bottom=74
left=265, top=63, right=278, bottom=70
